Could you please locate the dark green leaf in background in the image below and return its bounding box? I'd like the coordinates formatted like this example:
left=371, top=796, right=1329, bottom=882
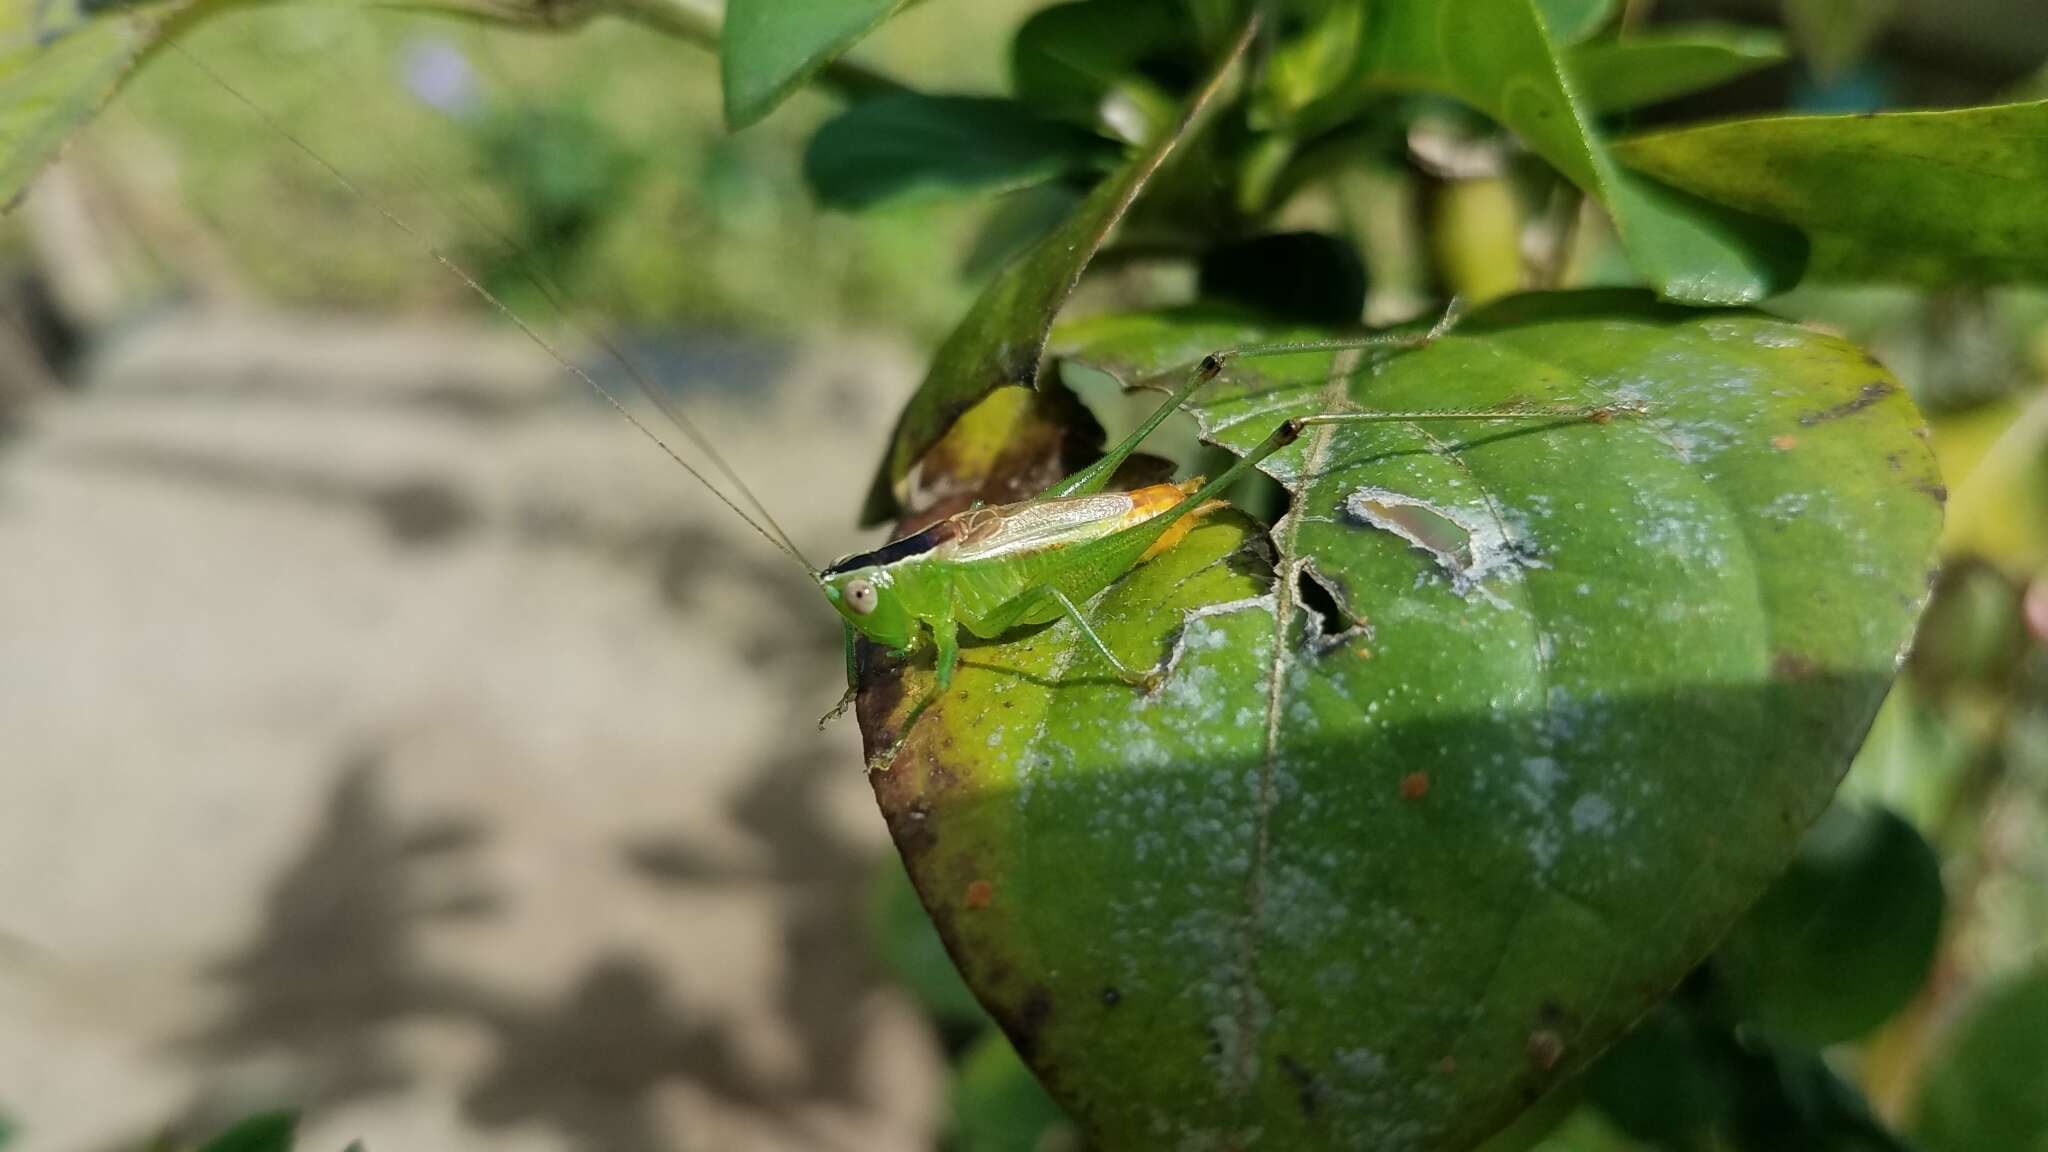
left=720, top=0, right=910, bottom=130
left=1196, top=231, right=1368, bottom=325
left=195, top=1112, right=297, bottom=1152
left=951, top=1032, right=1079, bottom=1152
left=804, top=94, right=1114, bottom=211
left=1588, top=1002, right=1736, bottom=1146
left=1783, top=0, right=1901, bottom=80
left=1011, top=0, right=1190, bottom=140
left=1358, top=0, right=1806, bottom=305
left=866, top=292, right=1942, bottom=1150
left=1534, top=0, right=1618, bottom=45
left=1616, top=100, right=2048, bottom=286
left=961, top=182, right=1086, bottom=281
left=1913, top=965, right=2048, bottom=1152
left=1256, top=0, right=1367, bottom=127
left=1715, top=803, right=1945, bottom=1046
left=861, top=15, right=1255, bottom=523
left=1568, top=25, right=1789, bottom=113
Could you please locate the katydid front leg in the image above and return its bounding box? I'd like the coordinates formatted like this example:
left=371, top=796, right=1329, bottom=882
left=866, top=615, right=959, bottom=773
left=818, top=621, right=862, bottom=729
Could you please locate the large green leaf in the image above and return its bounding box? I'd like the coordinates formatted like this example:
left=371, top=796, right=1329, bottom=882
left=0, top=0, right=211, bottom=211
left=1359, top=0, right=1804, bottom=305
left=1913, top=965, right=2048, bottom=1152
left=1713, top=802, right=1944, bottom=1046
left=858, top=291, right=1940, bottom=1151
left=1615, top=101, right=2048, bottom=286
left=720, top=0, right=911, bottom=130
left=804, top=94, right=1114, bottom=210
left=860, top=16, right=1254, bottom=523
left=1567, top=25, right=1788, bottom=114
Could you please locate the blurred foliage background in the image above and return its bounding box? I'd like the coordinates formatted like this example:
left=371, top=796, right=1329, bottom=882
left=3, top=0, right=2048, bottom=1150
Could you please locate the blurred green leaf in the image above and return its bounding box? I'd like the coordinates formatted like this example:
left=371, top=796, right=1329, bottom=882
left=1197, top=230, right=1367, bottom=324
left=1517, top=1108, right=1645, bottom=1152
left=1359, top=0, right=1805, bottom=305
left=720, top=0, right=910, bottom=130
left=195, top=1112, right=296, bottom=1152
left=1715, top=803, right=1945, bottom=1047
left=0, top=1112, right=13, bottom=1150
left=1913, top=965, right=2048, bottom=1152
left=1593, top=992, right=1915, bottom=1152
left=1589, top=1003, right=1737, bottom=1146
left=1909, top=562, right=2027, bottom=696
left=1615, top=101, right=2048, bottom=286
left=951, top=1031, right=1077, bottom=1152
left=1568, top=26, right=1789, bottom=113
left=868, top=293, right=1942, bottom=1150
left=961, top=182, right=1085, bottom=280
left=1534, top=0, right=1617, bottom=45
left=804, top=95, right=1114, bottom=211
left=1782, top=0, right=1899, bottom=80
left=861, top=15, right=1252, bottom=522
left=1726, top=1039, right=1914, bottom=1152
left=871, top=858, right=986, bottom=1026
left=1258, top=0, right=1366, bottom=125
left=0, top=0, right=212, bottom=210
left=1010, top=0, right=1188, bottom=141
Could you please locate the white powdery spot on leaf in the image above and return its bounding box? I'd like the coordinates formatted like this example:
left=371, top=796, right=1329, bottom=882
left=1570, top=792, right=1616, bottom=835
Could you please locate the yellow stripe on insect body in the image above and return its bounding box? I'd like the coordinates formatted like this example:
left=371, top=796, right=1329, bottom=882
left=1127, top=479, right=1227, bottom=563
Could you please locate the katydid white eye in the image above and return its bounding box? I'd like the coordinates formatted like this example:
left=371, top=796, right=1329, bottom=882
left=846, top=580, right=878, bottom=615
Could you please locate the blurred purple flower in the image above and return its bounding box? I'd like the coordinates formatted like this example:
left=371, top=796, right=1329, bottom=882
left=401, top=37, right=479, bottom=117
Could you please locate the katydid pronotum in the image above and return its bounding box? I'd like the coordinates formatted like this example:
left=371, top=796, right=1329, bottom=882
left=177, top=47, right=1637, bottom=771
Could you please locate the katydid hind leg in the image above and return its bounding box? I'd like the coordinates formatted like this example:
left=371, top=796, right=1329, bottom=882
left=1047, top=589, right=1162, bottom=689
left=864, top=615, right=959, bottom=772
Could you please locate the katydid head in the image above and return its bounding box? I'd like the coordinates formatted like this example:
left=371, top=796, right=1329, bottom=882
left=820, top=566, right=915, bottom=648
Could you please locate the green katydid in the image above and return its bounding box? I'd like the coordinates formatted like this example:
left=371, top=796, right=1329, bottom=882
left=185, top=48, right=1635, bottom=769
left=810, top=313, right=1639, bottom=762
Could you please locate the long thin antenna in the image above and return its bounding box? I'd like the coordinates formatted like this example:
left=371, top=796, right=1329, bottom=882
left=169, top=42, right=819, bottom=574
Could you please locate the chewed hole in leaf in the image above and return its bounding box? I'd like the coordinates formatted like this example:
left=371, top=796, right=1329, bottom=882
left=1342, top=486, right=1540, bottom=602
left=1294, top=563, right=1370, bottom=654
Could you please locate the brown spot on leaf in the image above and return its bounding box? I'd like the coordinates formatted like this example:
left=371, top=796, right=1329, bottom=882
left=1771, top=434, right=1798, bottom=452
left=1527, top=1029, right=1566, bottom=1070
left=965, top=879, right=995, bottom=909
left=1798, top=381, right=1896, bottom=426
left=1917, top=480, right=1948, bottom=505
left=1437, top=1057, right=1457, bottom=1076
left=1400, top=772, right=1431, bottom=801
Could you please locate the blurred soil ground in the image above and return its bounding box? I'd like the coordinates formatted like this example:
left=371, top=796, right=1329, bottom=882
left=0, top=306, right=943, bottom=1152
